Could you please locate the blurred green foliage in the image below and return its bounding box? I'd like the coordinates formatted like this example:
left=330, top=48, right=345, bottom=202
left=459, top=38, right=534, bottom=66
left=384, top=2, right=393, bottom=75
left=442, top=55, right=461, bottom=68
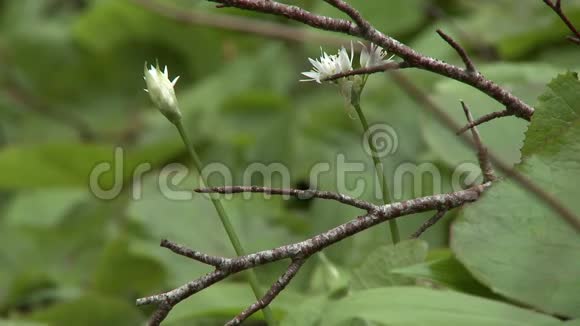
left=0, top=0, right=579, bottom=325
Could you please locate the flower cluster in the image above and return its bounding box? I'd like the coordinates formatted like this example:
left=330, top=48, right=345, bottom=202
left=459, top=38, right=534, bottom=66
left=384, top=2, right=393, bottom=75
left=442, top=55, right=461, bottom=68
left=300, top=46, right=354, bottom=84
left=301, top=43, right=394, bottom=105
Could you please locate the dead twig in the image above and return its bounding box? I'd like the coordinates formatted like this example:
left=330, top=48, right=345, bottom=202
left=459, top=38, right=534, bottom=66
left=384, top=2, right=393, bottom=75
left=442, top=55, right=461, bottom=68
left=542, top=0, right=580, bottom=45
left=461, top=101, right=496, bottom=182
left=436, top=29, right=477, bottom=74
left=195, top=185, right=377, bottom=211
left=456, top=110, right=513, bottom=135
left=411, top=209, right=448, bottom=238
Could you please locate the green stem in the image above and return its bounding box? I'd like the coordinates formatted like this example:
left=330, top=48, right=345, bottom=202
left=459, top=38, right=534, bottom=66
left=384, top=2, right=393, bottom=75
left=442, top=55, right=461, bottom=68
left=352, top=103, right=401, bottom=244
left=174, top=120, right=276, bottom=325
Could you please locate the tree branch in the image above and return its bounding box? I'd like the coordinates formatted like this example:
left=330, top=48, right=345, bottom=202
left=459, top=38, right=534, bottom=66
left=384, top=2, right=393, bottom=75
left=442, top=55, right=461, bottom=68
left=138, top=184, right=490, bottom=324
left=456, top=110, right=513, bottom=135
left=436, top=29, right=477, bottom=73
left=226, top=258, right=306, bottom=326
left=208, top=0, right=534, bottom=120
left=390, top=72, right=580, bottom=232
left=542, top=0, right=580, bottom=45
left=461, top=101, right=496, bottom=182
left=160, top=239, right=231, bottom=268
left=411, top=209, right=447, bottom=238
left=195, top=185, right=377, bottom=211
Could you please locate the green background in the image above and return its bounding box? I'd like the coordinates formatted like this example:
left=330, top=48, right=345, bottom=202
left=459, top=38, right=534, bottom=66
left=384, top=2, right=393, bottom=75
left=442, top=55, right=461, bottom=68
left=0, top=0, right=579, bottom=325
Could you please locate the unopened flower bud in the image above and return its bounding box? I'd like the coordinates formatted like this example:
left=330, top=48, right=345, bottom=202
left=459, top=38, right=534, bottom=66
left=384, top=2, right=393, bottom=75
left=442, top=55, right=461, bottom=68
left=144, top=63, right=181, bottom=124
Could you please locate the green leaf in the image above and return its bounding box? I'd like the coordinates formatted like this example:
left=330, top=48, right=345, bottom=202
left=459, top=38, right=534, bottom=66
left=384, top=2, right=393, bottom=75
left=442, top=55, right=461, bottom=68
left=0, top=142, right=180, bottom=189
left=392, top=255, right=497, bottom=298
left=0, top=321, right=46, bottom=326
left=4, top=189, right=85, bottom=227
left=92, top=238, right=166, bottom=298
left=350, top=239, right=428, bottom=290
left=320, top=287, right=560, bottom=326
left=451, top=72, right=580, bottom=317
left=279, top=295, right=329, bottom=326
left=25, top=295, right=144, bottom=326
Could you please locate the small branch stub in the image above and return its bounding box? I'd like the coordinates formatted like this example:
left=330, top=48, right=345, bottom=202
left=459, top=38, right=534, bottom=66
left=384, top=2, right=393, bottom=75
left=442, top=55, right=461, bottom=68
left=436, top=29, right=477, bottom=73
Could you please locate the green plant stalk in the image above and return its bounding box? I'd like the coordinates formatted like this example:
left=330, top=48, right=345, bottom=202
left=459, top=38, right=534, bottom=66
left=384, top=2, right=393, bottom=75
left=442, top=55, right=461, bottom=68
left=174, top=120, right=276, bottom=325
left=352, top=101, right=401, bottom=244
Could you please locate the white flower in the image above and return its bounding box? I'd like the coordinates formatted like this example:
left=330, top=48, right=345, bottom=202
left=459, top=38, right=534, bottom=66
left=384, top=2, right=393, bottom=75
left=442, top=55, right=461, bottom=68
left=144, top=64, right=181, bottom=123
left=301, top=45, right=353, bottom=83
left=359, top=43, right=393, bottom=68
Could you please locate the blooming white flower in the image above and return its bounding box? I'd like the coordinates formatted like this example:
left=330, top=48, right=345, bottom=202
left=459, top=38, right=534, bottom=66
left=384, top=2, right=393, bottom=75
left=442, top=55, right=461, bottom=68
left=301, top=45, right=353, bottom=83
left=360, top=43, right=394, bottom=68
left=144, top=64, right=181, bottom=123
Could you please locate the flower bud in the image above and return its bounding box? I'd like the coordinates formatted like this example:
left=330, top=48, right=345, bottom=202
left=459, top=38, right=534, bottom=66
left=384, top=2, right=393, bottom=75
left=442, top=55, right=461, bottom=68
left=144, top=63, right=181, bottom=124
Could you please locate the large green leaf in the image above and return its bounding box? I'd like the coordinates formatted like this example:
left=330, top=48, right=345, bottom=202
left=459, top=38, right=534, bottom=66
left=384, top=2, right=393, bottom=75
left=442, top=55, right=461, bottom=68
left=92, top=238, right=166, bottom=298
left=25, top=295, right=144, bottom=326
left=0, top=141, right=180, bottom=189
left=451, top=73, right=580, bottom=317
left=391, top=253, right=497, bottom=298
left=320, top=287, right=559, bottom=326
left=350, top=239, right=428, bottom=290
left=3, top=189, right=85, bottom=227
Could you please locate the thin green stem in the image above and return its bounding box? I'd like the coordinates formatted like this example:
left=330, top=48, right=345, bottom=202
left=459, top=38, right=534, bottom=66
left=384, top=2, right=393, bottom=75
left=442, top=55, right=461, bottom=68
left=353, top=102, right=401, bottom=244
left=174, top=120, right=276, bottom=325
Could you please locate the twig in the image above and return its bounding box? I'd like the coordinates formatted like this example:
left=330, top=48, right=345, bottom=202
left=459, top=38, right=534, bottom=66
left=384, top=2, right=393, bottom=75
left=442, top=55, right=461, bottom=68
left=568, top=36, right=580, bottom=45
left=456, top=110, right=513, bottom=135
left=208, top=0, right=535, bottom=120
left=195, top=185, right=377, bottom=211
left=436, top=29, right=477, bottom=73
left=461, top=101, right=496, bottom=182
left=226, top=259, right=306, bottom=326
left=324, top=0, right=372, bottom=32
left=160, top=239, right=231, bottom=268
left=542, top=0, right=580, bottom=44
left=411, top=209, right=447, bottom=238
left=138, top=184, right=490, bottom=324
left=390, top=72, right=580, bottom=232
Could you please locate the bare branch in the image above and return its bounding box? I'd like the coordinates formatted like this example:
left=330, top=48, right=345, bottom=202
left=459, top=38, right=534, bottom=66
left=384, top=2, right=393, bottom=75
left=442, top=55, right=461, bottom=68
left=542, top=0, right=580, bottom=44
left=436, top=29, right=477, bottom=73
left=138, top=184, right=490, bottom=324
left=195, top=185, right=378, bottom=212
left=461, top=101, right=496, bottom=182
left=161, top=239, right=231, bottom=268
left=390, top=72, right=580, bottom=232
left=456, top=110, right=513, bottom=135
left=226, top=259, right=306, bottom=326
left=568, top=35, right=580, bottom=45
left=208, top=0, right=534, bottom=120
left=325, top=61, right=411, bottom=81
left=411, top=209, right=447, bottom=238
left=323, top=0, right=372, bottom=32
